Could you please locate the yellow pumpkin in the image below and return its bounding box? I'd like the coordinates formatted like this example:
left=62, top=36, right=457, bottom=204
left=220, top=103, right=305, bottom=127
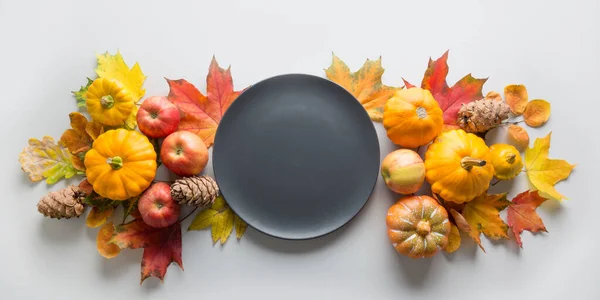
left=386, top=195, right=451, bottom=258
left=383, top=87, right=444, bottom=148
left=425, top=129, right=494, bottom=204
left=490, top=144, right=523, bottom=180
left=86, top=78, right=135, bottom=126
left=84, top=129, right=157, bottom=200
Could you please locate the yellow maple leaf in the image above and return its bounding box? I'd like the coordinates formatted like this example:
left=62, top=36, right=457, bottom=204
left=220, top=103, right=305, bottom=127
left=325, top=53, right=400, bottom=122
left=95, top=50, right=146, bottom=102
left=19, top=136, right=78, bottom=184
left=525, top=132, right=575, bottom=200
left=188, top=196, right=248, bottom=244
left=462, top=193, right=510, bottom=252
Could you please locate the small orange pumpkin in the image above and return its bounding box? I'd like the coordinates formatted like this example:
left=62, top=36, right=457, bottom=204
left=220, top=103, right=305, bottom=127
left=383, top=87, right=444, bottom=148
left=386, top=195, right=451, bottom=258
left=425, top=129, right=495, bottom=204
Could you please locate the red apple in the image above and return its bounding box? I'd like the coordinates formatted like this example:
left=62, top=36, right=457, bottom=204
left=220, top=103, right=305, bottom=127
left=160, top=131, right=209, bottom=177
left=137, top=96, right=180, bottom=138
left=138, top=182, right=180, bottom=228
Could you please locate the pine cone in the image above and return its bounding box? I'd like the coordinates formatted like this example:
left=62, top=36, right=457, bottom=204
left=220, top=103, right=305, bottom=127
left=37, top=186, right=86, bottom=219
left=171, top=175, right=220, bottom=207
left=457, top=99, right=510, bottom=133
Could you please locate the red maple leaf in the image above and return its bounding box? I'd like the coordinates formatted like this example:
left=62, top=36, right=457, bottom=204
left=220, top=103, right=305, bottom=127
left=110, top=220, right=183, bottom=284
left=507, top=190, right=548, bottom=248
left=166, top=56, right=247, bottom=148
left=403, top=51, right=488, bottom=126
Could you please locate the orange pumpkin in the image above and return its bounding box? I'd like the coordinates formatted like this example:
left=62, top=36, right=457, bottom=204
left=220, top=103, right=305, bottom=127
left=383, top=87, right=444, bottom=148
left=386, top=195, right=451, bottom=258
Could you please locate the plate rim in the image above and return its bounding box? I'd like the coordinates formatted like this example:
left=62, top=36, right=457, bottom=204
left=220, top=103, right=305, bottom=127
left=212, top=73, right=381, bottom=240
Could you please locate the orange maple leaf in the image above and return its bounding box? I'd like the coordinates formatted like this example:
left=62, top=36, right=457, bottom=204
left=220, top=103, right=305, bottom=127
left=507, top=190, right=548, bottom=248
left=462, top=192, right=510, bottom=252
left=166, top=57, right=247, bottom=148
left=325, top=53, right=400, bottom=122
left=403, top=51, right=488, bottom=126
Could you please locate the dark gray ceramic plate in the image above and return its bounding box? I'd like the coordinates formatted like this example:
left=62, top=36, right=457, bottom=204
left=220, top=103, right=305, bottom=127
left=212, top=74, right=380, bottom=240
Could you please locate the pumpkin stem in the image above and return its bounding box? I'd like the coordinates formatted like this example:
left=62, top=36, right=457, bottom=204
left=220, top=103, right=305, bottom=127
left=416, top=220, right=431, bottom=236
left=101, top=95, right=115, bottom=109
left=416, top=107, right=428, bottom=119
left=107, top=156, right=123, bottom=170
left=505, top=153, right=516, bottom=164
left=461, top=157, right=486, bottom=171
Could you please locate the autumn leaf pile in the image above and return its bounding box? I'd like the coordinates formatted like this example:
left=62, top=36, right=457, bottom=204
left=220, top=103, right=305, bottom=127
left=19, top=51, right=249, bottom=284
left=326, top=51, right=575, bottom=253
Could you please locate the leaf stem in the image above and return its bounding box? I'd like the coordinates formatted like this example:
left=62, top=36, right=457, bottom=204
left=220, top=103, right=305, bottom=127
left=501, top=120, right=524, bottom=126
left=179, top=207, right=198, bottom=222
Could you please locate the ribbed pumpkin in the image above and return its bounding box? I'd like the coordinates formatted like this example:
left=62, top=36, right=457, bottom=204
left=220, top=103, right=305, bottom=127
left=86, top=78, right=135, bottom=126
left=386, top=195, right=451, bottom=258
left=425, top=129, right=494, bottom=204
left=84, top=129, right=157, bottom=200
left=383, top=87, right=444, bottom=148
left=490, top=144, right=523, bottom=180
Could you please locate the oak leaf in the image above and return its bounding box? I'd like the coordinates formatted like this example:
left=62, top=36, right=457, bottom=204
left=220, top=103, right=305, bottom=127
left=525, top=132, right=575, bottom=200
left=403, top=51, right=488, bottom=126
left=60, top=112, right=93, bottom=155
left=523, top=99, right=551, bottom=127
left=97, top=222, right=120, bottom=259
left=19, top=136, right=78, bottom=184
left=71, top=154, right=86, bottom=172
left=86, top=206, right=115, bottom=228
left=462, top=193, right=510, bottom=251
left=60, top=112, right=104, bottom=172
left=507, top=190, right=548, bottom=248
left=504, top=84, right=528, bottom=115
left=325, top=54, right=400, bottom=121
left=110, top=220, right=183, bottom=284
left=188, top=196, right=248, bottom=244
left=166, top=57, right=246, bottom=147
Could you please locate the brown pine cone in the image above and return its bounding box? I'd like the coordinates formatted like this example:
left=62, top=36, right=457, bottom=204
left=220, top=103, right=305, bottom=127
left=171, top=175, right=220, bottom=208
left=457, top=99, right=510, bottom=133
left=37, top=186, right=86, bottom=219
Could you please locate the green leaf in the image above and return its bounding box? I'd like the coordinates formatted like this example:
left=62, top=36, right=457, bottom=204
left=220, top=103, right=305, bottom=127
left=234, top=214, right=248, bottom=240
left=121, top=197, right=139, bottom=223
left=83, top=191, right=120, bottom=210
left=212, top=208, right=234, bottom=244
left=72, top=78, right=94, bottom=108
left=188, top=208, right=218, bottom=231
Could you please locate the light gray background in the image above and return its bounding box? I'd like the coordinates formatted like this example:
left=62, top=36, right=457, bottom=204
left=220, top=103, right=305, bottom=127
left=1, top=0, right=598, bottom=299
